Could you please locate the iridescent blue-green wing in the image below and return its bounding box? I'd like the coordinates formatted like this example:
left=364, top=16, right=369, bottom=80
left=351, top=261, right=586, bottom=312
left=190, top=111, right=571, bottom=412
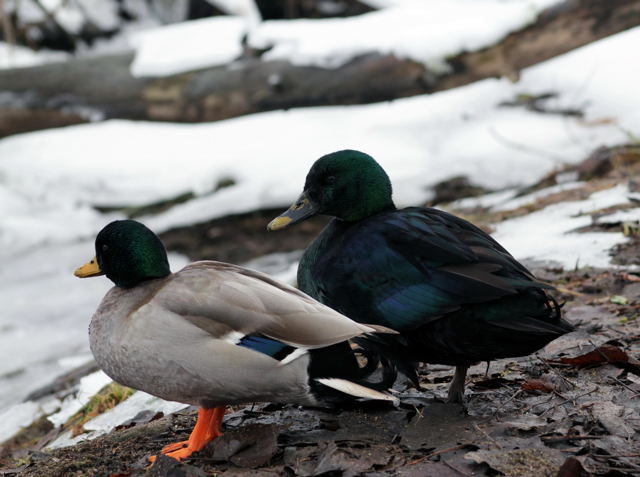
left=336, top=207, right=551, bottom=331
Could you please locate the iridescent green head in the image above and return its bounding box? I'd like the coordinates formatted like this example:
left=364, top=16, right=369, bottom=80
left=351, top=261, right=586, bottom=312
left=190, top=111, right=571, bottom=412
left=75, top=220, right=171, bottom=288
left=268, top=150, right=395, bottom=230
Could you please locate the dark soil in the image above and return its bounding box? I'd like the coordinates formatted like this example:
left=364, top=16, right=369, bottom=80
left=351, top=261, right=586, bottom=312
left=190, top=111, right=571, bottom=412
left=3, top=260, right=640, bottom=477
left=159, top=208, right=330, bottom=264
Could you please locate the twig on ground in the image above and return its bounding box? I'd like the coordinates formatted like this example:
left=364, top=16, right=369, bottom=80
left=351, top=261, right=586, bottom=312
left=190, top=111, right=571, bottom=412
left=492, top=389, right=524, bottom=417
left=442, top=458, right=473, bottom=476
left=590, top=454, right=640, bottom=472
left=540, top=387, right=599, bottom=416
left=608, top=376, right=640, bottom=398
left=527, top=395, right=555, bottom=413
left=408, top=443, right=473, bottom=465
left=473, top=423, right=503, bottom=449
left=489, top=127, right=568, bottom=164
left=537, top=356, right=577, bottom=388
left=540, top=435, right=601, bottom=442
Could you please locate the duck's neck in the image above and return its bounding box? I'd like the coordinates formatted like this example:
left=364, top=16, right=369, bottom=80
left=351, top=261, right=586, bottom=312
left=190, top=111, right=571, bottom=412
left=338, top=197, right=396, bottom=222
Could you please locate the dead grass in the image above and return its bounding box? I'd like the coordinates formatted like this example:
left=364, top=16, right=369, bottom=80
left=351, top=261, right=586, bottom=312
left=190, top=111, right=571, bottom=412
left=66, top=382, right=135, bottom=437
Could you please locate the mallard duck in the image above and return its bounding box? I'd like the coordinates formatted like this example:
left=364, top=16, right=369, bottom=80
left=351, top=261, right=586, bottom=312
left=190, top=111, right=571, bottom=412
left=75, top=219, right=397, bottom=461
left=268, top=149, right=574, bottom=403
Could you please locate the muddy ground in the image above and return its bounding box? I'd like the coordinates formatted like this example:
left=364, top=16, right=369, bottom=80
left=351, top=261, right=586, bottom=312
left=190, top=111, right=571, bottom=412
left=2, top=146, right=640, bottom=477
left=3, top=264, right=640, bottom=477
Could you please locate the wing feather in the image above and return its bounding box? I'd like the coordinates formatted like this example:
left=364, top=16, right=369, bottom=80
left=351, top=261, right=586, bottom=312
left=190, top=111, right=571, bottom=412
left=158, top=261, right=377, bottom=348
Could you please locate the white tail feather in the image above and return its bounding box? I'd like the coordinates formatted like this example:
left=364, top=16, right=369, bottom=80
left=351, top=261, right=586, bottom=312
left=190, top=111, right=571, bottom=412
left=315, top=378, right=399, bottom=405
left=278, top=348, right=308, bottom=365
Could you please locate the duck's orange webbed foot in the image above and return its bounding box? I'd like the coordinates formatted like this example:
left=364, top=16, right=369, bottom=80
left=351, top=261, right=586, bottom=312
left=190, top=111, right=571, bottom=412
left=161, top=440, right=190, bottom=453
left=161, top=442, right=200, bottom=461
left=149, top=406, right=226, bottom=463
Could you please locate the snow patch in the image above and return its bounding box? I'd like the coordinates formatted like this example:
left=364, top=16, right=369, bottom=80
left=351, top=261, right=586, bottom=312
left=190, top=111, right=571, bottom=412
left=595, top=208, right=640, bottom=225
left=47, top=371, right=113, bottom=427
left=130, top=16, right=247, bottom=77
left=0, top=42, right=68, bottom=69
left=0, top=401, right=41, bottom=443
left=128, top=0, right=560, bottom=77
left=250, top=0, right=559, bottom=70
left=494, top=185, right=633, bottom=269
left=47, top=391, right=188, bottom=449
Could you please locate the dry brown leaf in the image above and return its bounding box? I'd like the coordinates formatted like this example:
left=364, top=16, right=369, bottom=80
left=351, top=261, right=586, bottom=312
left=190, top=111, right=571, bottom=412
left=521, top=379, right=555, bottom=393
left=556, top=457, right=588, bottom=477
left=549, top=345, right=632, bottom=368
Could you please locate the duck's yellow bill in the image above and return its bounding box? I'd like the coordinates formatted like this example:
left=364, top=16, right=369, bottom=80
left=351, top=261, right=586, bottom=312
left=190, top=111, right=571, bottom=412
left=267, top=216, right=293, bottom=231
left=267, top=191, right=319, bottom=231
left=74, top=256, right=104, bottom=278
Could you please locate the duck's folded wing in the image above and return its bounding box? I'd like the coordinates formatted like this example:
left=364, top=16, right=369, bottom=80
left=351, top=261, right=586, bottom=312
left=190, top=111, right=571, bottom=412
left=159, top=261, right=384, bottom=348
left=332, top=207, right=553, bottom=330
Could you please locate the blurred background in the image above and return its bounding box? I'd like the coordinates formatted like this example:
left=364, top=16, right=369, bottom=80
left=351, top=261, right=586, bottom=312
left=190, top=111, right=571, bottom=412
left=1, top=0, right=639, bottom=452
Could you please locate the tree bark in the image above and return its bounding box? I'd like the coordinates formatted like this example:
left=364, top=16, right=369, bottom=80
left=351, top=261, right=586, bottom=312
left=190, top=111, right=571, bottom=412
left=1, top=0, right=639, bottom=138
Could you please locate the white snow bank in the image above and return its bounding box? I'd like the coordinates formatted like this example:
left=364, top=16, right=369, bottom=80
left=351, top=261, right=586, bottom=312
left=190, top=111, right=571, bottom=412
left=457, top=179, right=639, bottom=270
left=48, top=391, right=188, bottom=449
left=2, top=0, right=560, bottom=75
left=250, top=0, right=559, bottom=70
left=494, top=184, right=635, bottom=269
left=130, top=16, right=247, bottom=77
left=48, top=371, right=113, bottom=427
left=595, top=208, right=640, bottom=225
left=0, top=397, right=58, bottom=443
left=130, top=0, right=559, bottom=76
left=0, top=42, right=68, bottom=69
left=0, top=401, right=41, bottom=443
left=4, top=27, right=639, bottom=236
left=0, top=370, right=102, bottom=444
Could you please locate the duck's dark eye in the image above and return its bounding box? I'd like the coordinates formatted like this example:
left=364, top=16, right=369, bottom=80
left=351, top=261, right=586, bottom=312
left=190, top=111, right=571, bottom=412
left=102, top=244, right=109, bottom=252
left=325, top=175, right=336, bottom=185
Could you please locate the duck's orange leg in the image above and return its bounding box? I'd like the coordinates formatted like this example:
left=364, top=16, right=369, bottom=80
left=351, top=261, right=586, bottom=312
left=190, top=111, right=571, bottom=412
left=151, top=406, right=226, bottom=462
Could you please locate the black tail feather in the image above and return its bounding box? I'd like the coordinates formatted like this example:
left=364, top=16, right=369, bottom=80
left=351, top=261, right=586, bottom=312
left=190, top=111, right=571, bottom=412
left=307, top=341, right=398, bottom=404
left=353, top=336, right=421, bottom=390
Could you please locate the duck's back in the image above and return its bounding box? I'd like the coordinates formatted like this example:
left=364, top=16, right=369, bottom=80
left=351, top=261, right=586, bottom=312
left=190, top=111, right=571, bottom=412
left=298, top=207, right=572, bottom=366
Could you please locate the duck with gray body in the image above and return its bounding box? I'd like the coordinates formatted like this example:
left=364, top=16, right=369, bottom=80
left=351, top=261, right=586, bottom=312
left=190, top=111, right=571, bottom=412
left=89, top=268, right=314, bottom=407
left=76, top=220, right=397, bottom=461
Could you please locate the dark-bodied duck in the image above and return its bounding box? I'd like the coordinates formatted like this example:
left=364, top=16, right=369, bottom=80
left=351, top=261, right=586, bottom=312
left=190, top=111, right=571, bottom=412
left=268, top=150, right=573, bottom=403
left=75, top=219, right=397, bottom=461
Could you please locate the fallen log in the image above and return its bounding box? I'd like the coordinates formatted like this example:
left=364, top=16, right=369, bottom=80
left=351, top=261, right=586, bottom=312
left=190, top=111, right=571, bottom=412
left=1, top=0, right=639, bottom=138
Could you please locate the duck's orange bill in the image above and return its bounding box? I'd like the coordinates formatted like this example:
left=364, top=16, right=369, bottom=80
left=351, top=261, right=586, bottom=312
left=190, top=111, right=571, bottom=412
left=74, top=256, right=104, bottom=278
left=149, top=406, right=226, bottom=463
